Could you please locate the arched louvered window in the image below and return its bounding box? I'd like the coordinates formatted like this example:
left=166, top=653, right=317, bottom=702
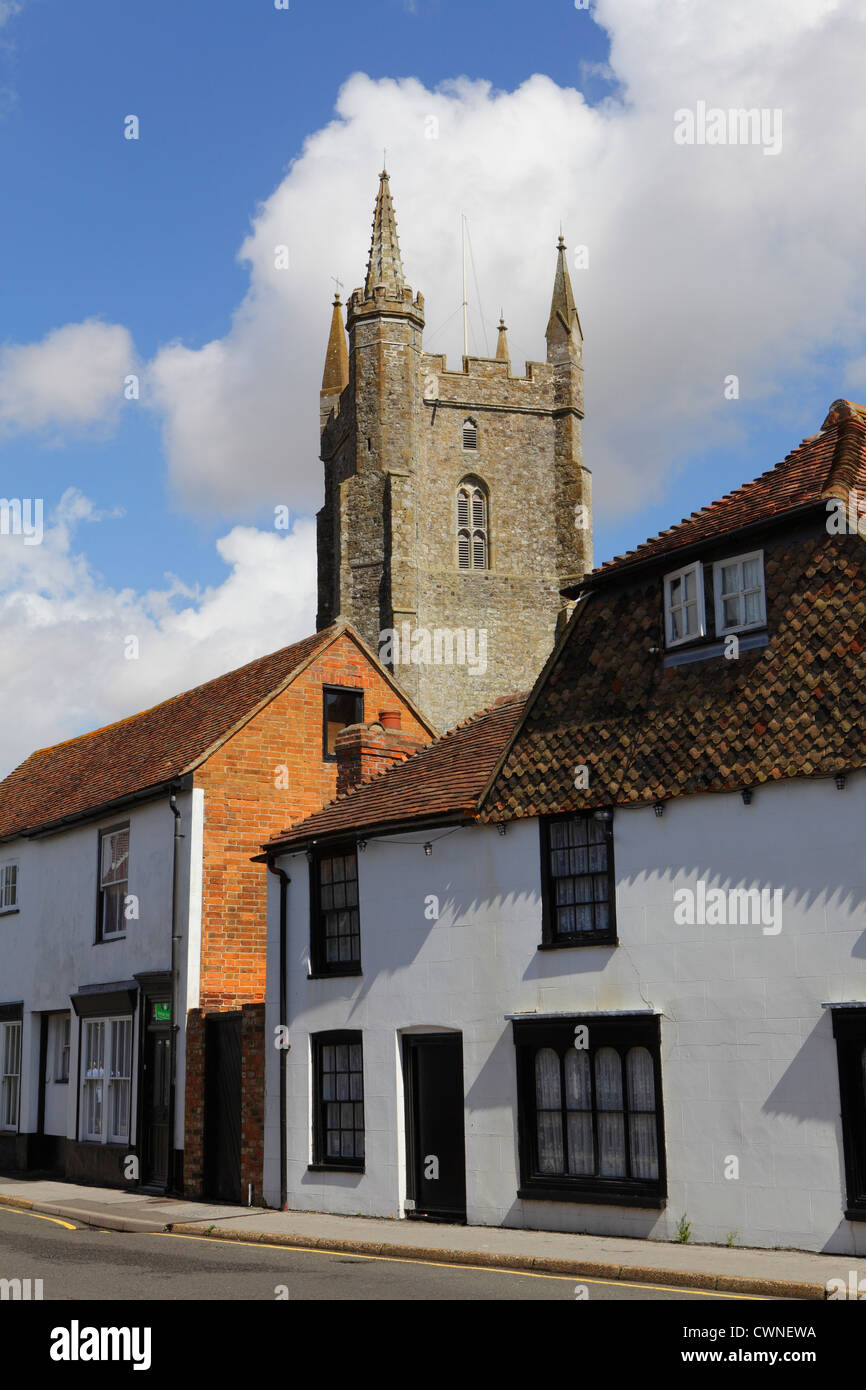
left=462, top=418, right=478, bottom=451
left=457, top=480, right=488, bottom=570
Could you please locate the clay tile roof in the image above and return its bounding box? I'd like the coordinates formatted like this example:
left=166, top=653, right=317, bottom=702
left=482, top=527, right=866, bottom=820
left=264, top=692, right=528, bottom=850
left=584, top=400, right=866, bottom=583
left=0, top=627, right=338, bottom=841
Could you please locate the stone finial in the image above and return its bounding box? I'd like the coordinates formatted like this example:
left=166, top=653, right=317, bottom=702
left=495, top=311, right=510, bottom=364
left=546, top=233, right=583, bottom=352
left=364, top=169, right=405, bottom=299
left=321, top=293, right=349, bottom=396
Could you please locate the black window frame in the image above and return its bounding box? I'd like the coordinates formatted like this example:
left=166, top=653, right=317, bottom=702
left=513, top=1014, right=666, bottom=1208
left=321, top=685, right=364, bottom=762
left=539, top=812, right=617, bottom=948
left=310, top=1030, right=365, bottom=1172
left=309, top=842, right=362, bottom=978
left=95, top=822, right=130, bottom=944
left=832, top=1008, right=866, bottom=1220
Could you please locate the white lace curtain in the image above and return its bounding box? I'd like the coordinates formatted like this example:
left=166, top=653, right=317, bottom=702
left=534, top=1044, right=658, bottom=1180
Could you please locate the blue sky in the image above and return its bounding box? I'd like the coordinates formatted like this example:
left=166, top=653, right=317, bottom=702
left=2, top=0, right=865, bottom=772
left=0, top=0, right=613, bottom=593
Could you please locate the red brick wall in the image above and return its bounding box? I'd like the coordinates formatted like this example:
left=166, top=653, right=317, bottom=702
left=241, top=1002, right=265, bottom=1207
left=182, top=1004, right=265, bottom=1203
left=182, top=633, right=430, bottom=1201
left=192, top=631, right=430, bottom=1010
left=183, top=1009, right=206, bottom=1197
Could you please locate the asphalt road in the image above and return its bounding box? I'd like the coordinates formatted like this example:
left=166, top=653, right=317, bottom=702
left=0, top=1206, right=769, bottom=1302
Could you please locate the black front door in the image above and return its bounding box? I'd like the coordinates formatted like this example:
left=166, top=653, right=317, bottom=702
left=141, top=1009, right=171, bottom=1189
left=203, top=1012, right=242, bottom=1203
left=404, top=1033, right=466, bottom=1223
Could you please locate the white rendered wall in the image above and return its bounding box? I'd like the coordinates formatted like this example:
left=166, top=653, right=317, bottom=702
left=265, top=772, right=866, bottom=1254
left=0, top=789, right=195, bottom=1147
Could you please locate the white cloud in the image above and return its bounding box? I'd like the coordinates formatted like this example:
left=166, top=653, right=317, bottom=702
left=0, top=320, right=136, bottom=434
left=5, top=2, right=866, bottom=770
left=0, top=491, right=317, bottom=776
left=140, top=1, right=866, bottom=522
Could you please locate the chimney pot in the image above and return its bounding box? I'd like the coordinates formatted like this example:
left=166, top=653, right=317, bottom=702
left=379, top=709, right=401, bottom=730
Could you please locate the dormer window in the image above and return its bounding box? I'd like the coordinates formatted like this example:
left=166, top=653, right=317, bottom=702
left=713, top=551, right=766, bottom=635
left=457, top=480, right=488, bottom=570
left=462, top=419, right=478, bottom=451
left=663, top=561, right=706, bottom=647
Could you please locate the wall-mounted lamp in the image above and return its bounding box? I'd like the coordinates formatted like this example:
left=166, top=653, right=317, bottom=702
left=497, top=823, right=507, bottom=836
left=424, top=842, right=433, bottom=856
left=305, top=849, right=314, bottom=863
left=357, top=839, right=367, bottom=852
left=741, top=788, right=752, bottom=806
left=593, top=809, right=613, bottom=823
left=835, top=773, right=847, bottom=790
left=653, top=802, right=665, bottom=818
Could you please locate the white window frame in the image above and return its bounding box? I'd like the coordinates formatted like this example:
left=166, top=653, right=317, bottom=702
left=51, top=1013, right=70, bottom=1084
left=663, top=561, right=706, bottom=648
left=0, top=1021, right=21, bottom=1132
left=712, top=550, right=766, bottom=636
left=0, top=861, right=18, bottom=913
left=98, top=825, right=129, bottom=941
left=80, top=1015, right=133, bottom=1144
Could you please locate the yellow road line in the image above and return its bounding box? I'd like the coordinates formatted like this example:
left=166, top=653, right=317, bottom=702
left=1, top=1207, right=78, bottom=1231
left=154, top=1230, right=767, bottom=1298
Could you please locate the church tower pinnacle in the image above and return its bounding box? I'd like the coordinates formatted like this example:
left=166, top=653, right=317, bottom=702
left=364, top=169, right=405, bottom=297
left=319, top=293, right=349, bottom=431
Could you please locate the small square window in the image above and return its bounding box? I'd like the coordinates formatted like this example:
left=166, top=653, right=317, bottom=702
left=322, top=687, right=364, bottom=761
left=712, top=551, right=766, bottom=635
left=663, top=562, right=706, bottom=647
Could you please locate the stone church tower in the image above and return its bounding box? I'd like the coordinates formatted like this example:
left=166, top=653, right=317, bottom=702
left=316, top=170, right=592, bottom=732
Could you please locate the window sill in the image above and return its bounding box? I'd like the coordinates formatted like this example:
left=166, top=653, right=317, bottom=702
left=538, top=937, right=617, bottom=951
left=308, top=968, right=362, bottom=980
left=307, top=1163, right=365, bottom=1175
left=518, top=1184, right=666, bottom=1209
left=0, top=907, right=19, bottom=916
left=94, top=935, right=126, bottom=945
left=663, top=629, right=768, bottom=669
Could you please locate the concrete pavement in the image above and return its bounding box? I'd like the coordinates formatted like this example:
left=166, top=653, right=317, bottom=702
left=0, top=1173, right=860, bottom=1299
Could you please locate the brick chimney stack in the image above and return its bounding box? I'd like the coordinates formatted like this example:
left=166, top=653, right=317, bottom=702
left=335, top=709, right=424, bottom=795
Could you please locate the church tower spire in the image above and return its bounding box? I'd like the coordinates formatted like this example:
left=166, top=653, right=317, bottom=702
left=546, top=234, right=583, bottom=360
left=319, top=292, right=349, bottom=431
left=364, top=169, right=405, bottom=298
left=495, top=312, right=510, bottom=365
